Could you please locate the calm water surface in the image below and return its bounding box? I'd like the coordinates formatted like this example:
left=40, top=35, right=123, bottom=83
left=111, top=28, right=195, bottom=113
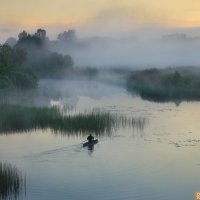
left=0, top=79, right=200, bottom=200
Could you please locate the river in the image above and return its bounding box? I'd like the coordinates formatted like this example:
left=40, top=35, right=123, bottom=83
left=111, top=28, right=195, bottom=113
left=0, top=79, right=200, bottom=200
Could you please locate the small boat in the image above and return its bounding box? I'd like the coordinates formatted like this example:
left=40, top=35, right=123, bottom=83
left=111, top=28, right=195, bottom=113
left=83, top=139, right=98, bottom=147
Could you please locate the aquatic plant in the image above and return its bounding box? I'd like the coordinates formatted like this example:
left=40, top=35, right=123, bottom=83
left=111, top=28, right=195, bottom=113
left=0, top=163, right=25, bottom=200
left=0, top=104, right=147, bottom=135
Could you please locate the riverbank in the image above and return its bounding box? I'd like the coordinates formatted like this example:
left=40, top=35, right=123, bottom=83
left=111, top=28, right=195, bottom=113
left=126, top=67, right=200, bottom=102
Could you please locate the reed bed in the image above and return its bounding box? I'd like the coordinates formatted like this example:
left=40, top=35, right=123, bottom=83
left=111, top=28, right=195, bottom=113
left=0, top=104, right=147, bottom=135
left=0, top=163, right=25, bottom=200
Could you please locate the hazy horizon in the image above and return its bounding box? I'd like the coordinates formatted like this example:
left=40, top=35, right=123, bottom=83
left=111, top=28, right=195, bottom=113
left=1, top=0, right=200, bottom=42
left=2, top=27, right=200, bottom=68
left=1, top=0, right=200, bottom=67
left=1, top=26, right=200, bottom=42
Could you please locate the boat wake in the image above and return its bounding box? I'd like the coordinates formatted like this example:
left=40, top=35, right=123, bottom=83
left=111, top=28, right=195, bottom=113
left=24, top=143, right=83, bottom=160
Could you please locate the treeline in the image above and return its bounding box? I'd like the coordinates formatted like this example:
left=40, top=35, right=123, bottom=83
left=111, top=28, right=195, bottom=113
left=16, top=29, right=74, bottom=77
left=0, top=29, right=74, bottom=89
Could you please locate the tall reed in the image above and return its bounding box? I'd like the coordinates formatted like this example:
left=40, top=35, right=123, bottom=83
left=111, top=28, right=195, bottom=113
left=0, top=104, right=147, bottom=135
left=0, top=163, right=25, bottom=200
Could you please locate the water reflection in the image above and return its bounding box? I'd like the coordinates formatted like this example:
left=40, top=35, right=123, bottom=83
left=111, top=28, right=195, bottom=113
left=127, top=85, right=191, bottom=106
left=0, top=79, right=125, bottom=108
left=1, top=88, right=200, bottom=200
left=86, top=143, right=95, bottom=155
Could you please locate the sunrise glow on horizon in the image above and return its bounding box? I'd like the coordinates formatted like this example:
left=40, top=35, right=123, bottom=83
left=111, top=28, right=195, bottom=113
left=0, top=0, right=200, bottom=41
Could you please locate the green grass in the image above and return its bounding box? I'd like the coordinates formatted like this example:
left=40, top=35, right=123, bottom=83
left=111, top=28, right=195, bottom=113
left=0, top=104, right=147, bottom=135
left=0, top=163, right=25, bottom=200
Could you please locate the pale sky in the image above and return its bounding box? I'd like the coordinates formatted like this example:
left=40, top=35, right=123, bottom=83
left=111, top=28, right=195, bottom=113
left=0, top=0, right=200, bottom=41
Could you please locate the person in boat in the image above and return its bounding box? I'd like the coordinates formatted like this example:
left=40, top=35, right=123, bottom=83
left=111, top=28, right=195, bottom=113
left=87, top=134, right=94, bottom=142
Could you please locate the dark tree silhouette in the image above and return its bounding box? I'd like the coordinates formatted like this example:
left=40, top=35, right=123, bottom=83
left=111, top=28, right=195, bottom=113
left=34, top=29, right=47, bottom=40
left=0, top=44, right=37, bottom=89
left=17, top=29, right=48, bottom=48
left=18, top=30, right=28, bottom=41
left=57, top=29, right=77, bottom=42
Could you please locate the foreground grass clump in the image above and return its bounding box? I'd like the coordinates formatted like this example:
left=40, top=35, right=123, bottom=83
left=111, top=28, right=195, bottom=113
left=0, top=163, right=25, bottom=200
left=127, top=67, right=200, bottom=102
left=0, top=104, right=147, bottom=135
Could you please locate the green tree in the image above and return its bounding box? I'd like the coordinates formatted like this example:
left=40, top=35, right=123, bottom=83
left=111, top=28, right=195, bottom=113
left=0, top=44, right=38, bottom=89
left=57, top=29, right=77, bottom=42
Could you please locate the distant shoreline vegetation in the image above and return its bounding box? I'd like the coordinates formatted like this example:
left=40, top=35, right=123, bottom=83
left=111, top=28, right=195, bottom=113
left=2, top=28, right=200, bottom=103
left=126, top=67, right=200, bottom=102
